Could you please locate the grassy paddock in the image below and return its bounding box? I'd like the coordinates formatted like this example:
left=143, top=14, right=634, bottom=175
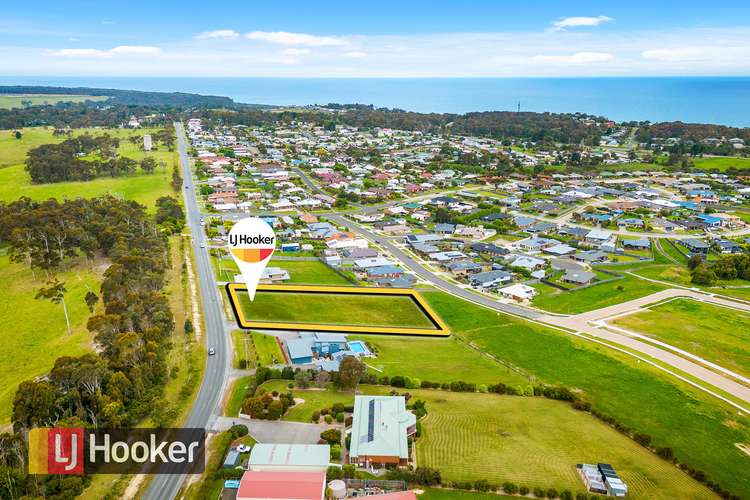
left=0, top=94, right=107, bottom=109
left=415, top=390, right=713, bottom=499
left=213, top=256, right=349, bottom=285
left=239, top=291, right=436, bottom=328
left=612, top=298, right=750, bottom=379
left=0, top=254, right=101, bottom=423
left=351, top=334, right=529, bottom=386
left=423, top=291, right=750, bottom=497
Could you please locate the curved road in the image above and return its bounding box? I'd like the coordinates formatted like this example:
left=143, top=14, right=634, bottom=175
left=143, top=123, right=232, bottom=500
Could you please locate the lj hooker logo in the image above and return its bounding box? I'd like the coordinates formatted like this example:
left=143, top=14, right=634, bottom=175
left=29, top=427, right=84, bottom=475
left=28, top=428, right=205, bottom=475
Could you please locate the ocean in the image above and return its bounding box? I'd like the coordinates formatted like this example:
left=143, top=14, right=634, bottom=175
left=1, top=76, right=749, bottom=127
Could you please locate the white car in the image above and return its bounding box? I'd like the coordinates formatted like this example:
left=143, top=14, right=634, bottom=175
left=200, top=243, right=206, bottom=249
left=236, top=444, right=250, bottom=453
left=208, top=347, right=215, bottom=355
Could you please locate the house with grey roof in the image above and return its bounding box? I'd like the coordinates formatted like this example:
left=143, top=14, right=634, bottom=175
left=349, top=396, right=416, bottom=467
left=470, top=270, right=512, bottom=288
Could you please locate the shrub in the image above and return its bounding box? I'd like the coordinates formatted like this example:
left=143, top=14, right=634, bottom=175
left=502, top=481, right=518, bottom=494
left=320, top=428, right=341, bottom=445
left=330, top=445, right=341, bottom=460
left=336, top=412, right=345, bottom=423
left=228, top=424, right=248, bottom=439
left=546, top=488, right=558, bottom=499
left=520, top=485, right=530, bottom=495
left=332, top=403, right=345, bottom=414
left=533, top=487, right=545, bottom=498
left=238, top=359, right=248, bottom=369
left=560, top=490, right=573, bottom=500
left=324, top=414, right=333, bottom=424
left=311, top=411, right=320, bottom=423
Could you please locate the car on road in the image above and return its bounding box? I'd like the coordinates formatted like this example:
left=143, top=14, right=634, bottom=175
left=208, top=347, right=215, bottom=356
left=200, top=243, right=206, bottom=248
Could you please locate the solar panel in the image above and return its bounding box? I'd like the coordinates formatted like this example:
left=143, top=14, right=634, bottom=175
left=367, top=399, right=375, bottom=442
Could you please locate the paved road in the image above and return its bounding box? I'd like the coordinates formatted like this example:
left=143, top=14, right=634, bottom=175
left=143, top=123, right=232, bottom=500
left=327, top=214, right=543, bottom=321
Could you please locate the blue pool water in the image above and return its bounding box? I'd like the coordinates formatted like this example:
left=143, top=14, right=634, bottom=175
left=348, top=341, right=369, bottom=354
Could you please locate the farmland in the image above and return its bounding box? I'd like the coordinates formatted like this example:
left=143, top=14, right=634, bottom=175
left=0, top=254, right=100, bottom=423
left=0, top=127, right=178, bottom=210
left=423, top=290, right=750, bottom=497
left=0, top=94, right=107, bottom=109
left=238, top=290, right=436, bottom=328
left=612, top=298, right=750, bottom=379
left=415, top=389, right=714, bottom=499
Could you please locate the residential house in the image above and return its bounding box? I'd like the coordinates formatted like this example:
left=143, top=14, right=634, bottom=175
left=470, top=270, right=512, bottom=288
left=349, top=396, right=416, bottom=467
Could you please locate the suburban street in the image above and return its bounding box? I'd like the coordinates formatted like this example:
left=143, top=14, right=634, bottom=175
left=142, top=123, right=233, bottom=500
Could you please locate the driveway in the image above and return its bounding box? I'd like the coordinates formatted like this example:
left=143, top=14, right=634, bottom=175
left=213, top=416, right=333, bottom=444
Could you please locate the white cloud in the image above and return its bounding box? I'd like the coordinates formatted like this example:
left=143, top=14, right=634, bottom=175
left=195, top=29, right=240, bottom=40
left=281, top=48, right=311, bottom=56
left=552, top=16, right=613, bottom=31
left=534, top=51, right=614, bottom=64
left=47, top=45, right=160, bottom=58
left=342, top=51, right=367, bottom=58
left=245, top=31, right=348, bottom=46
left=110, top=45, right=161, bottom=55
left=641, top=48, right=709, bottom=62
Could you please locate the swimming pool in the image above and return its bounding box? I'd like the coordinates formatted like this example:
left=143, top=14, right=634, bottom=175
left=348, top=341, right=370, bottom=355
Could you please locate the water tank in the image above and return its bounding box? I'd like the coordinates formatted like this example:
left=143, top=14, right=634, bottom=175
left=328, top=479, right=346, bottom=499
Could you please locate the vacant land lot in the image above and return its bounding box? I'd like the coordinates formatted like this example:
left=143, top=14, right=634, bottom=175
left=213, top=256, right=349, bottom=285
left=0, top=127, right=177, bottom=209
left=692, top=156, right=750, bottom=172
left=351, top=334, right=528, bottom=386
left=0, top=254, right=101, bottom=423
left=232, top=331, right=283, bottom=368
left=239, top=291, right=436, bottom=328
left=532, top=273, right=667, bottom=314
left=423, top=291, right=750, bottom=498
left=612, top=298, right=750, bottom=379
left=416, top=390, right=713, bottom=499
left=0, top=94, right=107, bottom=109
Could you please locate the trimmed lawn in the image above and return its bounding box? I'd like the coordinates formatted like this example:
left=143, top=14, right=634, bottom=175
left=232, top=330, right=252, bottom=368
left=423, top=291, right=750, bottom=498
left=351, top=335, right=529, bottom=386
left=252, top=332, right=284, bottom=365
left=226, top=375, right=255, bottom=417
left=415, top=390, right=714, bottom=499
left=612, top=298, right=750, bottom=379
left=0, top=94, right=107, bottom=109
left=239, top=291, right=436, bottom=328
left=532, top=273, right=667, bottom=314
left=419, top=490, right=516, bottom=500
left=0, top=254, right=101, bottom=423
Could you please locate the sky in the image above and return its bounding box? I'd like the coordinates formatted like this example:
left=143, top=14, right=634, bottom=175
left=1, top=0, right=750, bottom=77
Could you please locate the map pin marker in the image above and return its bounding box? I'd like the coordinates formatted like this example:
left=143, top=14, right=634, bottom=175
left=227, top=217, right=276, bottom=301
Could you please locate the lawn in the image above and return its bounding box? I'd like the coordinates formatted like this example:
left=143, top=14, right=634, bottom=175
left=238, top=291, right=436, bottom=329
left=419, top=490, right=516, bottom=500
left=612, top=298, right=750, bottom=379
left=213, top=256, right=349, bottom=285
left=0, top=127, right=178, bottom=210
left=0, top=94, right=107, bottom=109
left=532, top=273, right=667, bottom=314
left=0, top=254, right=101, bottom=423
left=350, top=335, right=529, bottom=386
left=415, top=390, right=713, bottom=499
left=423, top=291, right=750, bottom=498
left=254, top=380, right=356, bottom=422
left=232, top=331, right=284, bottom=368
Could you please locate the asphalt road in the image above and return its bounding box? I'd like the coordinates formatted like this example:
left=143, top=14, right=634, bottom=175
left=326, top=214, right=543, bottom=320
left=143, top=123, right=232, bottom=500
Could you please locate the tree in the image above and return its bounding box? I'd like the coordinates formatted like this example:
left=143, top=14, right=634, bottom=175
left=14, top=130, right=22, bottom=139
left=337, top=357, right=367, bottom=391
left=140, top=156, right=157, bottom=174
left=84, top=290, right=98, bottom=313
left=691, top=263, right=716, bottom=286
left=320, top=428, right=341, bottom=445
left=294, top=370, right=311, bottom=389
left=36, top=278, right=71, bottom=335
left=184, top=319, right=193, bottom=334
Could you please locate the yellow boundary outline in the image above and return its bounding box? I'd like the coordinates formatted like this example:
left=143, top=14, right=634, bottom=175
left=225, top=283, right=450, bottom=336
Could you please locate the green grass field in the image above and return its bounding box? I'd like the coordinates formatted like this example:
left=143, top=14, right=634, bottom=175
left=423, top=291, right=750, bottom=498
left=0, top=94, right=107, bottom=109
left=612, top=298, right=750, bottom=379
left=213, top=256, right=349, bottom=285
left=532, top=273, right=667, bottom=314
left=415, top=390, right=713, bottom=499
left=351, top=335, right=528, bottom=386
left=255, top=380, right=355, bottom=422
left=239, top=291, right=436, bottom=328
left=0, top=127, right=178, bottom=210
left=0, top=254, right=101, bottom=423
left=692, top=156, right=750, bottom=172
left=419, top=490, right=516, bottom=500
